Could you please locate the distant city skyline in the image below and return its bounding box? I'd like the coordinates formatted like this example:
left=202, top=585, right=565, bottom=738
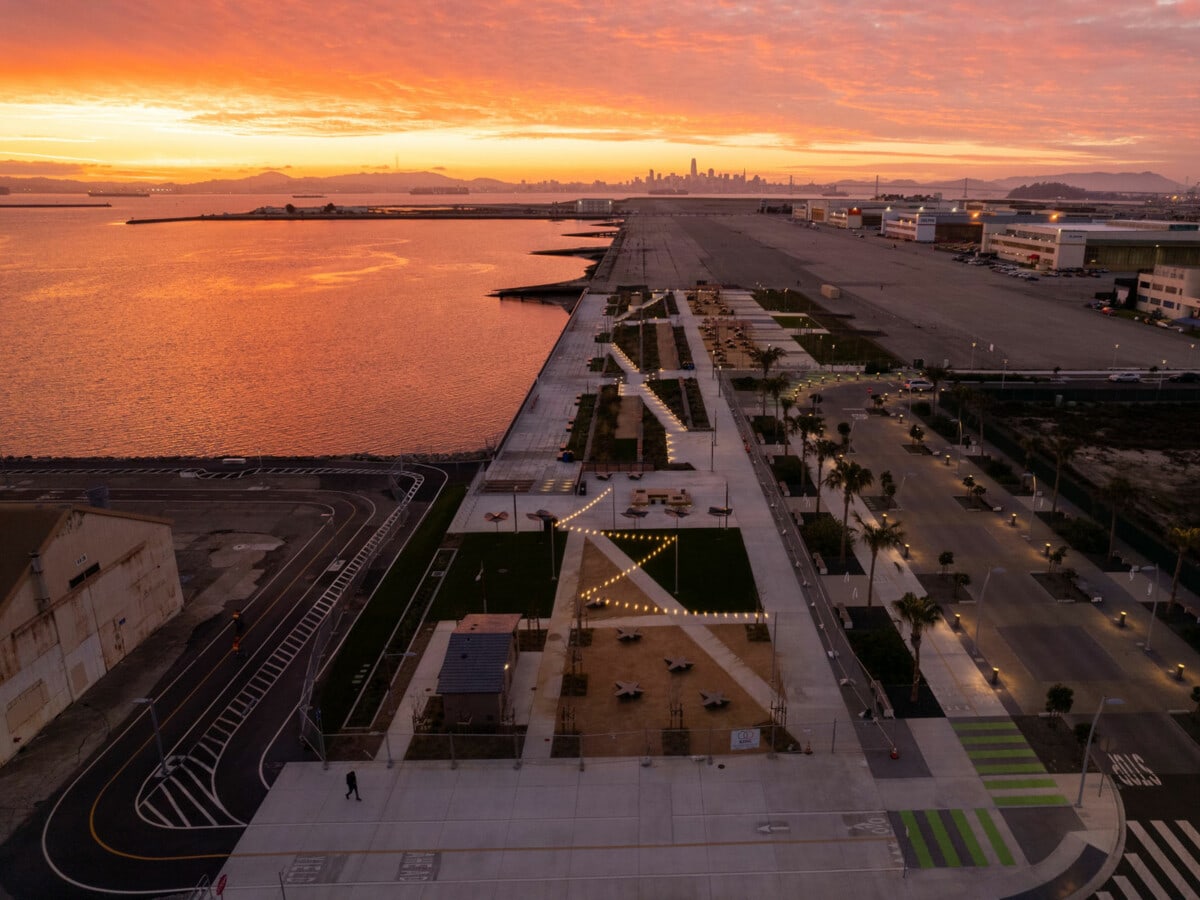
left=1, top=2, right=1196, bottom=185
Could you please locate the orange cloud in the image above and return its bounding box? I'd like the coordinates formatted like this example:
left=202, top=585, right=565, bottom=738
left=0, top=1, right=1195, bottom=183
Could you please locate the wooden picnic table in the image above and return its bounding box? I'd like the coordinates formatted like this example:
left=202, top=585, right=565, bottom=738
left=616, top=627, right=642, bottom=642
left=664, top=657, right=694, bottom=672
left=700, top=690, right=730, bottom=709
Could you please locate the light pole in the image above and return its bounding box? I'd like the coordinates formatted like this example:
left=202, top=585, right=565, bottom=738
left=133, top=697, right=170, bottom=779
left=665, top=507, right=690, bottom=595
left=526, top=510, right=559, bottom=580
left=1112, top=343, right=1120, bottom=370
left=1076, top=696, right=1124, bottom=807
left=974, top=566, right=1006, bottom=660
left=1130, top=564, right=1161, bottom=652
left=970, top=341, right=977, bottom=369
left=1001, top=359, right=1008, bottom=388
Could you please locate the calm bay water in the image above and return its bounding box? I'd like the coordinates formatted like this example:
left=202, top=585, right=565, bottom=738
left=0, top=193, right=609, bottom=457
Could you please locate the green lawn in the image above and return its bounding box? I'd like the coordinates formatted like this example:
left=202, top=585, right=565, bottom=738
left=608, top=528, right=759, bottom=612
left=319, top=484, right=466, bottom=729
left=432, top=531, right=566, bottom=621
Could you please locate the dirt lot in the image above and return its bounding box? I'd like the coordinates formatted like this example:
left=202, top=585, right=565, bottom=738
left=559, top=538, right=780, bottom=757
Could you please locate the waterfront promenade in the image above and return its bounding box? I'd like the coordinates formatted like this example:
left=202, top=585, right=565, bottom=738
left=208, top=214, right=1194, bottom=898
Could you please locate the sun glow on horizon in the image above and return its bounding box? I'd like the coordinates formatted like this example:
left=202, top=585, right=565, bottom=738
left=0, top=2, right=1195, bottom=186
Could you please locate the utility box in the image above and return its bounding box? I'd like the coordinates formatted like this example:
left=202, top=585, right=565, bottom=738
left=820, top=283, right=841, bottom=300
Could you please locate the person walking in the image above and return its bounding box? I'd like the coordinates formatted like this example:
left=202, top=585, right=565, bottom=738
left=345, top=770, right=360, bottom=801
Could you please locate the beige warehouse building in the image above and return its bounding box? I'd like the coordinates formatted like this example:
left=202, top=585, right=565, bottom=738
left=0, top=504, right=183, bottom=766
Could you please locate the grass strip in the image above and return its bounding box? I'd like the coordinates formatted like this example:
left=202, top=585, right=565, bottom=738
left=319, top=484, right=466, bottom=728
left=975, top=763, right=1048, bottom=775
left=994, top=795, right=1070, bottom=807
left=950, top=809, right=988, bottom=867
left=898, top=810, right=935, bottom=869
left=959, top=734, right=1029, bottom=745
left=967, top=748, right=1037, bottom=759
left=975, top=809, right=1016, bottom=866
left=952, top=720, right=1018, bottom=732
left=924, top=810, right=962, bottom=867
left=983, top=778, right=1059, bottom=790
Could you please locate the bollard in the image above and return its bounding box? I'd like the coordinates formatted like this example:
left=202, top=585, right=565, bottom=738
left=944, top=453, right=951, bottom=466
left=1119, top=611, right=1127, bottom=628
left=1177, top=663, right=1186, bottom=682
left=903, top=543, right=911, bottom=559
left=1010, top=513, right=1018, bottom=528
left=1044, top=542, right=1052, bottom=557
left=991, top=667, right=1000, bottom=685
left=953, top=613, right=961, bottom=631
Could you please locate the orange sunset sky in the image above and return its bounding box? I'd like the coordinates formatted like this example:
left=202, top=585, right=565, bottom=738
left=1, top=0, right=1197, bottom=186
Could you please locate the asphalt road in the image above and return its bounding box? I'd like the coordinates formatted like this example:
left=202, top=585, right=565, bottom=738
left=0, top=462, right=447, bottom=897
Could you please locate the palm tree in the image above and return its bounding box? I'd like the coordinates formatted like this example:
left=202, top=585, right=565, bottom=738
left=793, top=414, right=823, bottom=476
left=1167, top=525, right=1200, bottom=614
left=893, top=592, right=942, bottom=702
left=812, top=438, right=840, bottom=515
left=1048, top=433, right=1080, bottom=515
left=825, top=458, right=874, bottom=565
left=949, top=383, right=972, bottom=444
left=855, top=513, right=905, bottom=607
left=778, top=395, right=796, bottom=455
left=762, top=373, right=790, bottom=421
left=750, top=344, right=786, bottom=382
left=1100, top=475, right=1136, bottom=561
left=923, top=365, right=951, bottom=412
left=967, top=389, right=995, bottom=456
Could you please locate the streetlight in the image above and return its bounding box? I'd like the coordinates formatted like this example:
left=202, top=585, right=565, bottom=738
left=1130, top=564, right=1161, bottom=653
left=525, top=510, right=559, bottom=580
left=665, top=507, right=690, bottom=594
left=1112, top=343, right=1120, bottom=370
left=970, top=341, right=977, bottom=369
left=133, top=697, right=170, bottom=779
left=974, top=566, right=1007, bottom=660
left=1076, top=696, right=1124, bottom=807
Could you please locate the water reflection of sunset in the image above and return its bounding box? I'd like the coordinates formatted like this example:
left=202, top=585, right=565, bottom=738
left=1, top=3, right=1193, bottom=184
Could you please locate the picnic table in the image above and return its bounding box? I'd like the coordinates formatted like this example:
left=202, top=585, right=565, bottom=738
left=700, top=690, right=730, bottom=709
left=614, top=681, right=644, bottom=699
left=585, top=597, right=609, bottom=610
left=616, top=627, right=642, bottom=642
left=664, top=657, right=694, bottom=672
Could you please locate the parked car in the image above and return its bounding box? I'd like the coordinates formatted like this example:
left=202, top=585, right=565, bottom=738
left=1168, top=372, right=1200, bottom=383
left=1107, top=372, right=1141, bottom=383
left=903, top=378, right=935, bottom=392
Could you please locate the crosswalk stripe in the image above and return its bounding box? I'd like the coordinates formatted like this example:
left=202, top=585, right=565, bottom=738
left=1152, top=820, right=1200, bottom=884
left=950, top=809, right=987, bottom=866
left=1180, top=820, right=1200, bottom=856
left=1126, top=852, right=1174, bottom=900
left=1113, top=875, right=1141, bottom=899
left=1129, top=822, right=1200, bottom=900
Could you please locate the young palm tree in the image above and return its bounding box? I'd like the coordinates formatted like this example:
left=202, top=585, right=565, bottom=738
left=778, top=395, right=796, bottom=454
left=923, top=365, right=951, bottom=412
left=855, top=513, right=905, bottom=607
left=1048, top=433, right=1080, bottom=515
left=812, top=438, right=840, bottom=515
left=1100, top=475, right=1136, bottom=560
left=968, top=389, right=996, bottom=456
left=750, top=344, right=787, bottom=382
left=824, top=458, right=874, bottom=565
left=763, top=373, right=790, bottom=421
left=1167, top=525, right=1200, bottom=613
left=893, top=592, right=942, bottom=702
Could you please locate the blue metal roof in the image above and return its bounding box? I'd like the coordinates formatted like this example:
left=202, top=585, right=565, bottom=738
left=436, top=632, right=511, bottom=694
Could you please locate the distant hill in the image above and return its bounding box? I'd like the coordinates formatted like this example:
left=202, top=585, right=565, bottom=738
left=991, top=171, right=1186, bottom=194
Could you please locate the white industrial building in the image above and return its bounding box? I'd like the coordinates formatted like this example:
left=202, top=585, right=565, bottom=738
left=984, top=220, right=1200, bottom=271
left=1133, top=264, right=1200, bottom=322
left=0, top=504, right=183, bottom=766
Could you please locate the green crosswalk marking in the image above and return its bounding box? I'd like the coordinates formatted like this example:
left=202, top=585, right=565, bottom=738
left=950, top=809, right=988, bottom=866
left=974, top=763, right=1047, bottom=774
left=994, top=795, right=1070, bottom=807
left=925, top=810, right=962, bottom=868
left=899, top=810, right=935, bottom=869
left=983, top=778, right=1058, bottom=790
left=967, top=748, right=1037, bottom=759
left=952, top=721, right=1018, bottom=732
left=960, top=734, right=1029, bottom=745
left=975, top=809, right=1015, bottom=866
